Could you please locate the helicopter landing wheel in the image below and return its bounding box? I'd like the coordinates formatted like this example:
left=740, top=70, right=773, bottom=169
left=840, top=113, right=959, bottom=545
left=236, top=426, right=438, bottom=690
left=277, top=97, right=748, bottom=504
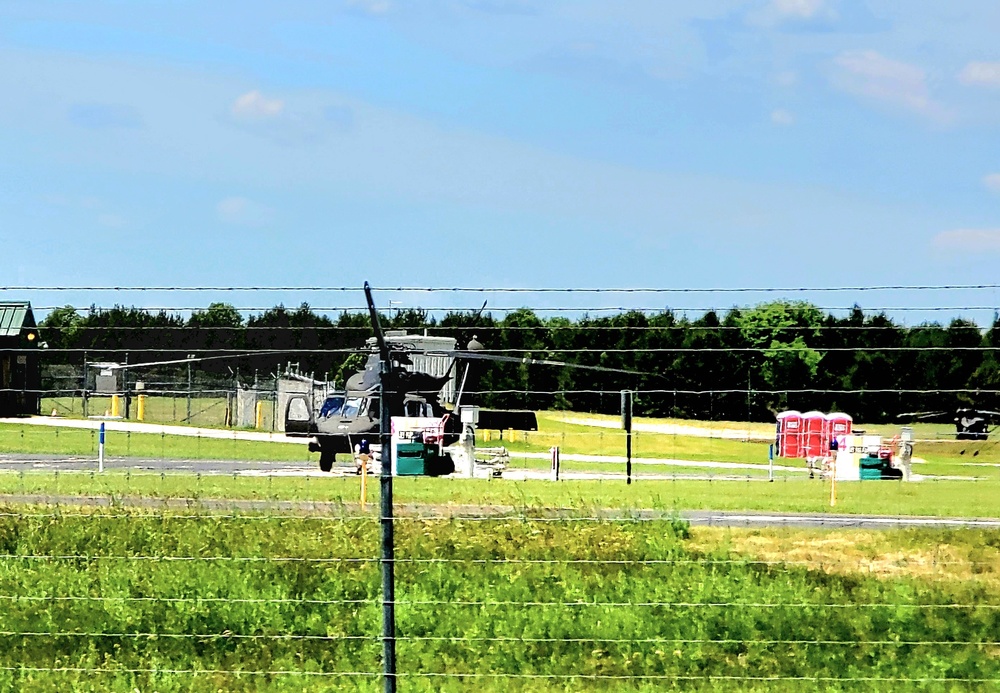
left=319, top=451, right=334, bottom=473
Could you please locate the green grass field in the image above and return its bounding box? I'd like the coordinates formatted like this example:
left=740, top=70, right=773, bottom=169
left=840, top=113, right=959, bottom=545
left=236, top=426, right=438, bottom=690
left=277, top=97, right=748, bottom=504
left=3, top=408, right=1000, bottom=689
left=0, top=509, right=997, bottom=691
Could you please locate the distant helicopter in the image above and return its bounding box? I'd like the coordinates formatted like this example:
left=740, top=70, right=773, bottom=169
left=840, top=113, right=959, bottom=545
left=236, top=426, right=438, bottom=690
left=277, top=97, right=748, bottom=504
left=897, top=408, right=1000, bottom=441
left=284, top=282, right=645, bottom=472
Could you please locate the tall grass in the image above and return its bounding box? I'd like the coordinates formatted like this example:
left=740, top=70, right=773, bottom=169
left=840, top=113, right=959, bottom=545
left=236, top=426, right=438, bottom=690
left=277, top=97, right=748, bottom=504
left=0, top=508, right=998, bottom=691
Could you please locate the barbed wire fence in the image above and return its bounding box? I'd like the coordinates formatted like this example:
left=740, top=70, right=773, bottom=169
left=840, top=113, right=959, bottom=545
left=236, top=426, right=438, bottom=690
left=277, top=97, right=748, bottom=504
left=0, top=285, right=999, bottom=690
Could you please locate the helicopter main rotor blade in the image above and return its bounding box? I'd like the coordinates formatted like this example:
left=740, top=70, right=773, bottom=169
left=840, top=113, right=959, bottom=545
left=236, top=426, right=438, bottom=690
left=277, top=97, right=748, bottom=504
left=103, top=351, right=279, bottom=371
left=896, top=411, right=949, bottom=421
left=436, top=350, right=652, bottom=377
left=363, top=281, right=390, bottom=364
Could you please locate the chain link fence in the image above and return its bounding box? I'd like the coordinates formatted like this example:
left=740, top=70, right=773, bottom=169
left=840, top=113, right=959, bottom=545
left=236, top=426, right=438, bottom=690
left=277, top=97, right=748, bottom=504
left=39, top=362, right=284, bottom=430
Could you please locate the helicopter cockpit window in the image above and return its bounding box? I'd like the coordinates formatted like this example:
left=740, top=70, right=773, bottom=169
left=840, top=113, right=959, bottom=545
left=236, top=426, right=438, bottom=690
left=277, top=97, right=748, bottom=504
left=341, top=397, right=364, bottom=418
left=319, top=396, right=345, bottom=419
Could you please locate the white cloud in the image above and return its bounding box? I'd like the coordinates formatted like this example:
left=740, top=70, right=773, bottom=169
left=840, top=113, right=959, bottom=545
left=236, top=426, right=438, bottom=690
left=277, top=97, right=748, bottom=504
left=771, top=109, right=795, bottom=126
left=830, top=50, right=951, bottom=122
left=43, top=194, right=128, bottom=229
left=984, top=174, right=1000, bottom=193
left=958, top=62, right=1000, bottom=87
left=774, top=71, right=798, bottom=88
left=216, top=196, right=274, bottom=226
left=748, top=0, right=836, bottom=26
left=933, top=229, right=1000, bottom=252
left=772, top=0, right=826, bottom=19
left=226, top=90, right=336, bottom=146
left=231, top=90, right=284, bottom=120
left=347, top=0, right=390, bottom=14
left=97, top=213, right=126, bottom=229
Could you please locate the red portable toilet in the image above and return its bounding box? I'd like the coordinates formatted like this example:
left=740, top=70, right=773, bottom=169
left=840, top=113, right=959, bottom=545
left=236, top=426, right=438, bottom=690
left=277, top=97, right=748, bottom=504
left=801, top=411, right=826, bottom=458
left=775, top=410, right=803, bottom=458
left=824, top=412, right=853, bottom=451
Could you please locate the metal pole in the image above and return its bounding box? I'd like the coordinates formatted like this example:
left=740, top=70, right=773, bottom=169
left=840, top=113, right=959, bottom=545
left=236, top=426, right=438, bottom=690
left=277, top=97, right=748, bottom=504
left=123, top=353, right=130, bottom=420
left=379, top=358, right=396, bottom=693
left=621, top=390, right=633, bottom=485
left=187, top=360, right=192, bottom=423
left=82, top=352, right=89, bottom=418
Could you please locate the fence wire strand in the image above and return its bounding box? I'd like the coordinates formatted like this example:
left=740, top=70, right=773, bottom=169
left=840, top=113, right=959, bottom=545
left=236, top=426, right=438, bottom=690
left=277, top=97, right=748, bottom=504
left=2, top=284, right=1000, bottom=687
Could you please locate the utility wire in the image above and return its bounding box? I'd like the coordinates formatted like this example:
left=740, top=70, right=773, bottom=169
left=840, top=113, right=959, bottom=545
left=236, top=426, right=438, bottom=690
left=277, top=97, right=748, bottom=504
left=6, top=284, right=1000, bottom=292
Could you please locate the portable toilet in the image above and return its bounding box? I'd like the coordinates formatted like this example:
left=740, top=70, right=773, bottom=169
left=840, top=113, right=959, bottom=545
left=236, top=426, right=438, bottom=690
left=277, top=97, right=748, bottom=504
left=801, top=411, right=827, bottom=458
left=775, top=410, right=803, bottom=458
left=824, top=413, right=853, bottom=452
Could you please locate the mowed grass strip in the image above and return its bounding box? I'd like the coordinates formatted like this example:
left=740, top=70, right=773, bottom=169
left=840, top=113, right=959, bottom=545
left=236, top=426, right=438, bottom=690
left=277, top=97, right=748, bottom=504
left=0, top=423, right=313, bottom=462
left=6, top=413, right=998, bottom=469
left=1, top=474, right=999, bottom=518
left=0, top=509, right=999, bottom=691
left=2, top=416, right=999, bottom=517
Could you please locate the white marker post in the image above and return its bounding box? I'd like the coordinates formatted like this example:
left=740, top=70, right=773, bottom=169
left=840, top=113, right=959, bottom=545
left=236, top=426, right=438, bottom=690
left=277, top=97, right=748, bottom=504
left=98, top=422, right=105, bottom=473
left=830, top=452, right=837, bottom=507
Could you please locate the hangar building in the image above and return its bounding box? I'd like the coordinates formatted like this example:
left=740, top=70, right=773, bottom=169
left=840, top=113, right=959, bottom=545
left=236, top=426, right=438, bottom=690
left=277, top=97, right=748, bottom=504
left=0, top=302, right=41, bottom=417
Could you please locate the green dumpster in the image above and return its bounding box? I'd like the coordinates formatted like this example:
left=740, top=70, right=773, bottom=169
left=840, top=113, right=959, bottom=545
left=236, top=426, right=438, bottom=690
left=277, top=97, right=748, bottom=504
left=859, top=455, right=886, bottom=480
left=396, top=442, right=426, bottom=476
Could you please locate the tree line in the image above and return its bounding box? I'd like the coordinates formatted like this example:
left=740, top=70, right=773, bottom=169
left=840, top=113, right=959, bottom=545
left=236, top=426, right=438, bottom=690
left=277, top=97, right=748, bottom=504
left=38, top=301, right=1000, bottom=423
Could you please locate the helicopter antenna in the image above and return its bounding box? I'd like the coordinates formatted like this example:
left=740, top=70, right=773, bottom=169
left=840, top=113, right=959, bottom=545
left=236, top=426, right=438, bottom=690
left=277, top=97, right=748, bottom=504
left=363, top=282, right=391, bottom=364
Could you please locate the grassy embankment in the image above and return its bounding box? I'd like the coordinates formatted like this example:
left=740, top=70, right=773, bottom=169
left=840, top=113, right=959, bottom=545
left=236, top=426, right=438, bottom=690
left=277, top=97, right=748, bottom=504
left=0, top=510, right=998, bottom=691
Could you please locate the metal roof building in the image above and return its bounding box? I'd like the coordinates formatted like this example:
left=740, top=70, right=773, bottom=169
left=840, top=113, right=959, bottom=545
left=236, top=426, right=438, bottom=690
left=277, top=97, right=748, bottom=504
left=0, top=302, right=41, bottom=417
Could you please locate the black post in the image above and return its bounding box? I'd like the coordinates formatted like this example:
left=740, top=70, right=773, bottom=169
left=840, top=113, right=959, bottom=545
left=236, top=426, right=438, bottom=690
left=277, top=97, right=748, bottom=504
left=622, top=390, right=633, bottom=485
left=379, top=358, right=396, bottom=693
left=123, top=352, right=130, bottom=419
left=82, top=352, right=89, bottom=418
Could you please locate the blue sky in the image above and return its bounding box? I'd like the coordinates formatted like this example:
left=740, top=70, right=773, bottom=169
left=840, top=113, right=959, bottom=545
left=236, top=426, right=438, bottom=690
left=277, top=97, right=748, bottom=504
left=1, top=0, right=1000, bottom=323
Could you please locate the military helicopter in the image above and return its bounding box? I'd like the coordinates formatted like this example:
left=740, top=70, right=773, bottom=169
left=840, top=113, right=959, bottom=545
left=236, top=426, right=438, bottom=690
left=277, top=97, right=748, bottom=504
left=897, top=408, right=1000, bottom=441
left=284, top=282, right=645, bottom=473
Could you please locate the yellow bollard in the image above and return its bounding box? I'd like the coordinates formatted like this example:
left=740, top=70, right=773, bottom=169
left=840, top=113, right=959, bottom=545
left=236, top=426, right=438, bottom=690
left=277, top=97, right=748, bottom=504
left=255, top=401, right=264, bottom=429
left=111, top=395, right=120, bottom=418
left=137, top=394, right=147, bottom=421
